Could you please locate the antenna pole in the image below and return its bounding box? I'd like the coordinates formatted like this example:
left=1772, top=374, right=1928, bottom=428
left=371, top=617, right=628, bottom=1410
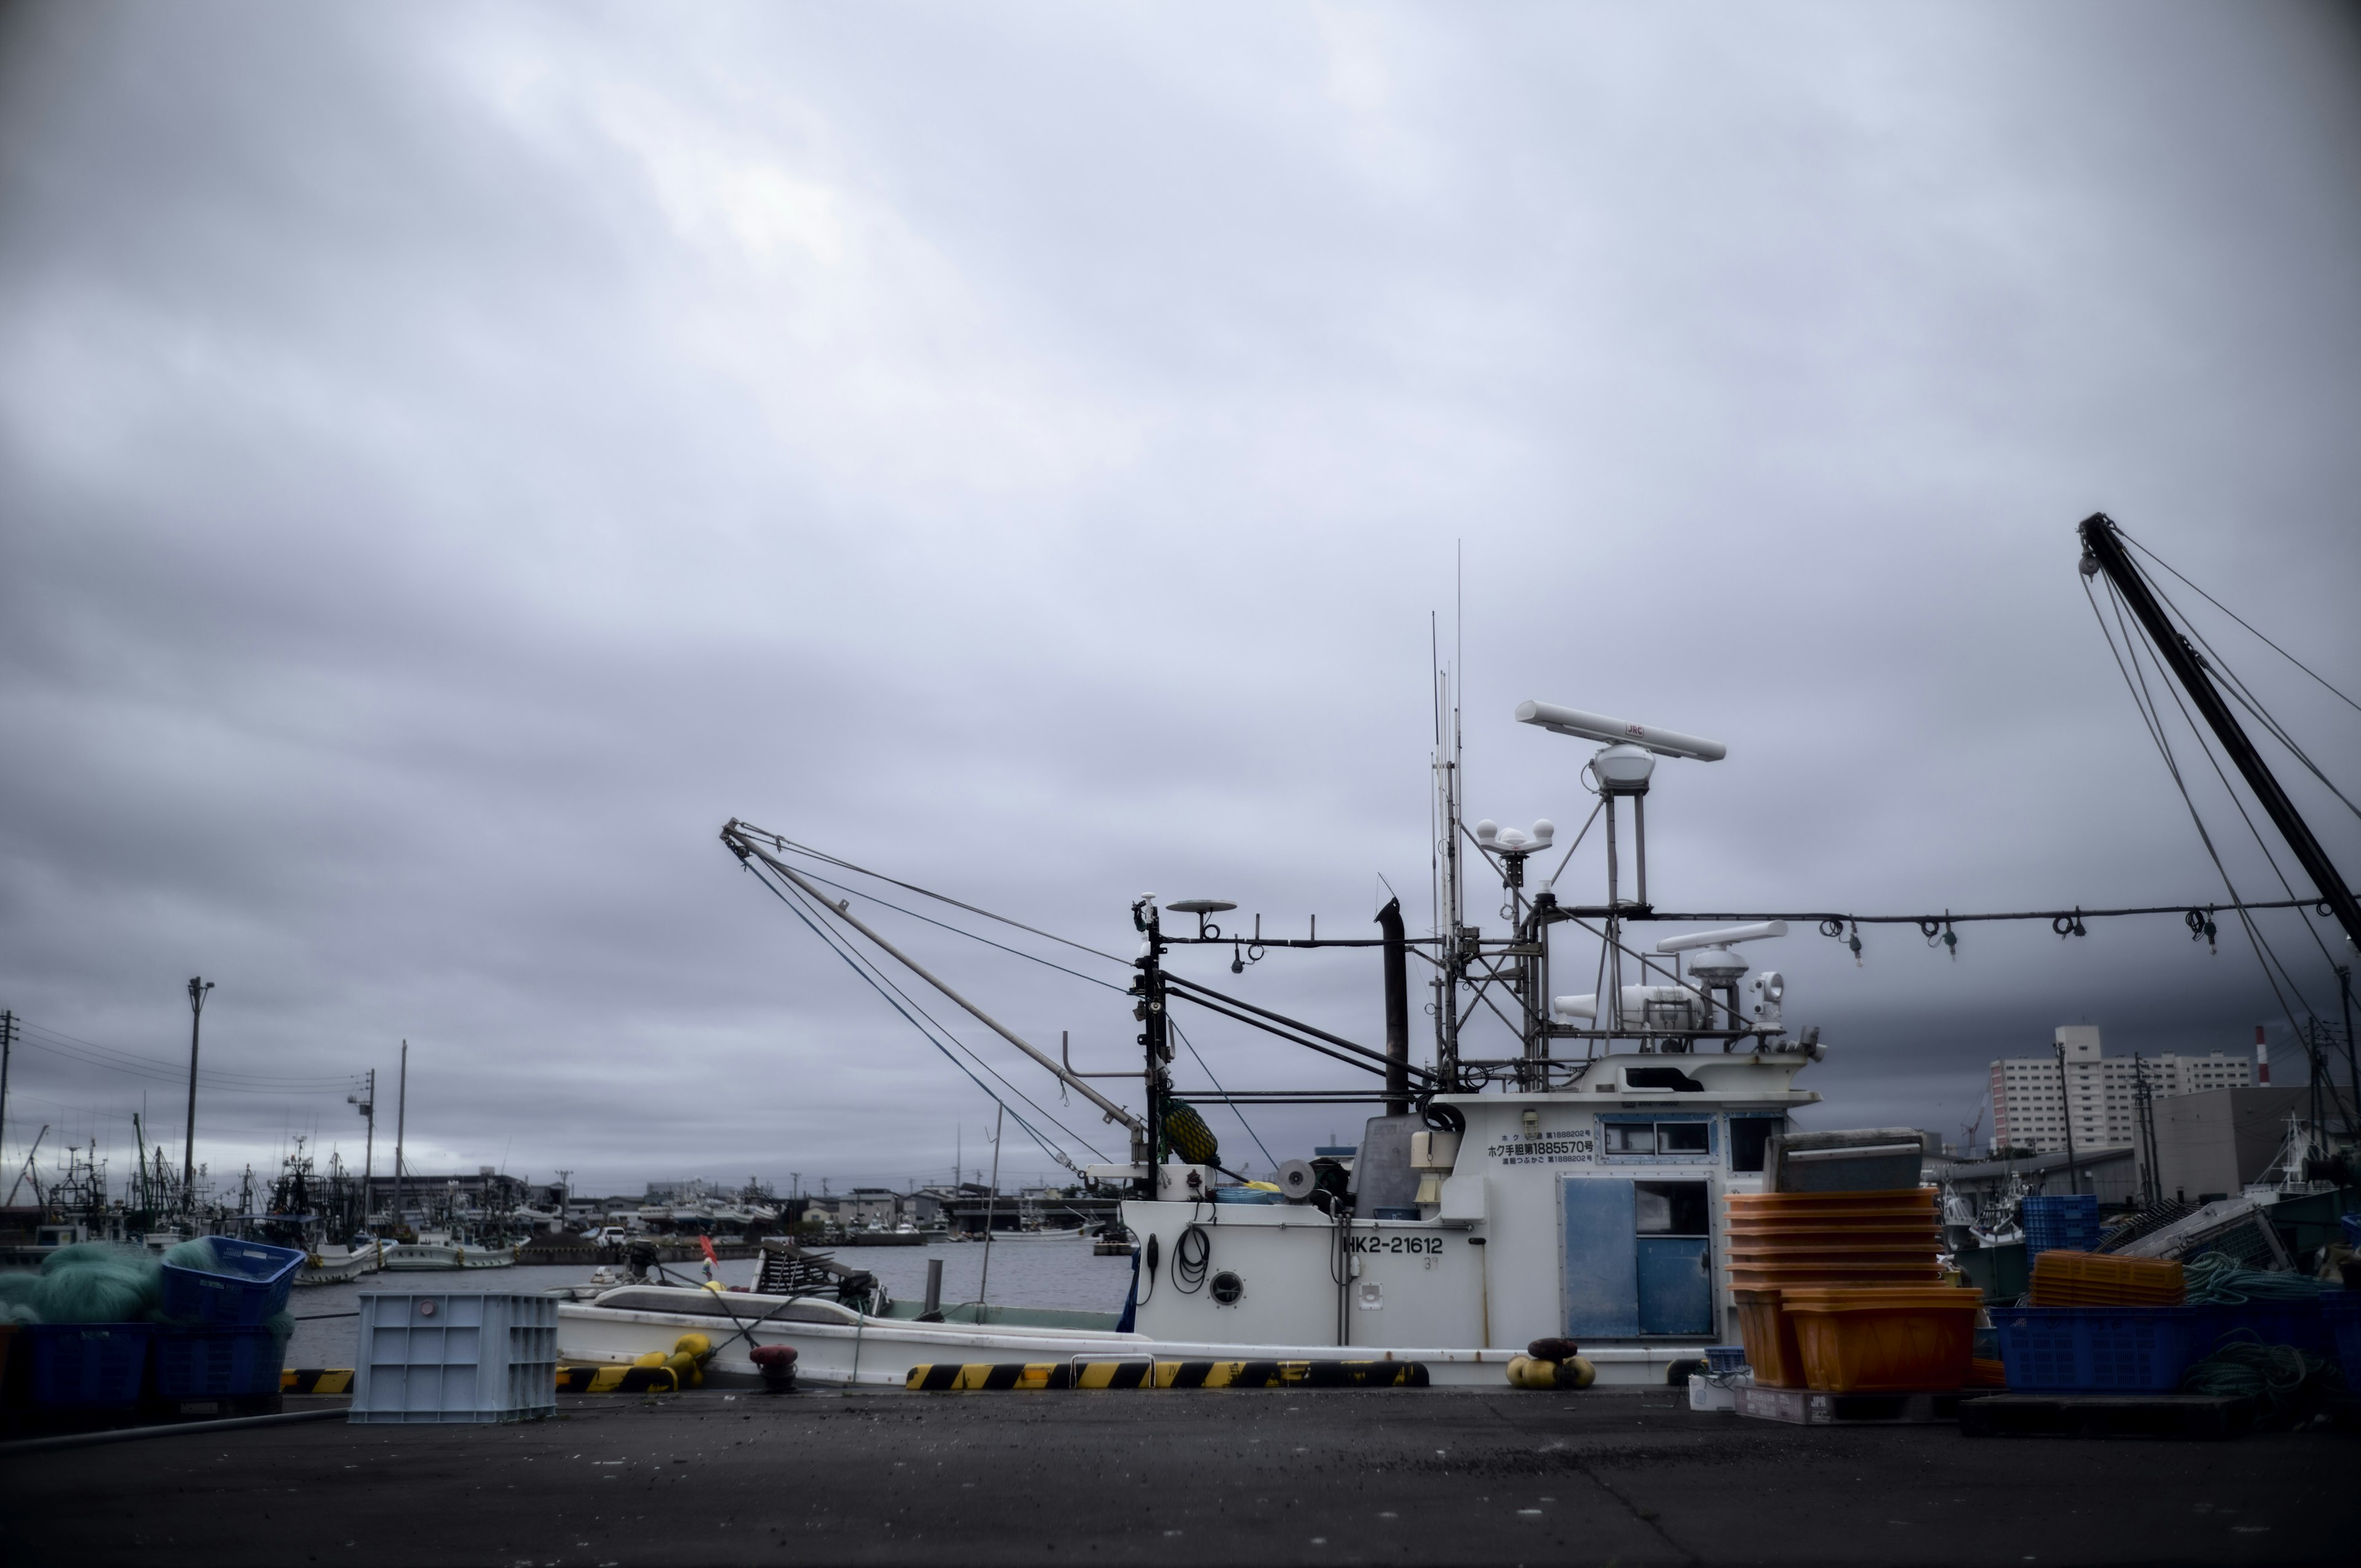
left=1136, top=898, right=1169, bottom=1198
left=0, top=1010, right=14, bottom=1185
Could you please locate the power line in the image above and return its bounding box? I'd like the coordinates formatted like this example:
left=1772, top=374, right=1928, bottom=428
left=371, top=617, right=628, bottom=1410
left=10, top=1026, right=362, bottom=1094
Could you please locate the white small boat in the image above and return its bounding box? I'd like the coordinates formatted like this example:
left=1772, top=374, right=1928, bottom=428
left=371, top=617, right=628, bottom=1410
left=381, top=1233, right=518, bottom=1271
left=297, top=1243, right=386, bottom=1286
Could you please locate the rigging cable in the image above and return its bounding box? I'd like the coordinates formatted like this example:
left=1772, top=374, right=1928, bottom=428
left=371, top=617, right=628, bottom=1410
left=2121, top=533, right=2361, bottom=828
left=2083, top=575, right=2317, bottom=1053
left=761, top=870, right=1113, bottom=1163
left=730, top=826, right=1126, bottom=964
left=1166, top=1015, right=1277, bottom=1175
left=762, top=868, right=1112, bottom=1166
left=744, top=859, right=1105, bottom=1172
left=757, top=855, right=1128, bottom=994
left=2118, top=527, right=2361, bottom=718
left=2108, top=573, right=2340, bottom=988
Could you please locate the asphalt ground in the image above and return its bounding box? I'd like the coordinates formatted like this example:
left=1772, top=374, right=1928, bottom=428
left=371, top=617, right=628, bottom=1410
left=0, top=1387, right=2348, bottom=1567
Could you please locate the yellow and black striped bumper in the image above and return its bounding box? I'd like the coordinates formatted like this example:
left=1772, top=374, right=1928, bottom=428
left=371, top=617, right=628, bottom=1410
left=905, top=1360, right=1429, bottom=1391
left=556, top=1365, right=682, bottom=1393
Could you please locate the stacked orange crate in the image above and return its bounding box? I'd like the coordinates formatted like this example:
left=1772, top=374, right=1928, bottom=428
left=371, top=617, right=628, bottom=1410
left=2026, top=1251, right=2185, bottom=1307
left=1725, top=1189, right=1942, bottom=1388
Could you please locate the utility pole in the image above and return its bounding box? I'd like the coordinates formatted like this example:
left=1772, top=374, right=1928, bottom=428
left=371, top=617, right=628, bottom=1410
left=2131, top=1056, right=2160, bottom=1208
left=392, top=1041, right=408, bottom=1238
left=2055, top=1039, right=2081, bottom=1197
left=0, top=1010, right=16, bottom=1179
left=352, top=1069, right=376, bottom=1237
left=183, top=977, right=214, bottom=1213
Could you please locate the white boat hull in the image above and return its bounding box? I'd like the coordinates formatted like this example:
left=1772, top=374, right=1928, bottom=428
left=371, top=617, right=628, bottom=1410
left=296, top=1246, right=384, bottom=1286
left=555, top=1286, right=1695, bottom=1389
left=381, top=1243, right=518, bottom=1272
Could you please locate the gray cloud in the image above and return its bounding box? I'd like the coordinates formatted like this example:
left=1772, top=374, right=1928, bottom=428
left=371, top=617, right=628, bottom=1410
left=2, top=1, right=2356, bottom=1197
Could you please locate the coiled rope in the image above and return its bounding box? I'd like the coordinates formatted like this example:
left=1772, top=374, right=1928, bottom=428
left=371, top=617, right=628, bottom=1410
left=2182, top=1250, right=2324, bottom=1304
left=2180, top=1337, right=2341, bottom=1423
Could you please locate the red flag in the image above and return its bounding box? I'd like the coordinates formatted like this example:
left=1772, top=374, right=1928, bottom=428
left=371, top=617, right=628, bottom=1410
left=698, top=1234, right=721, bottom=1268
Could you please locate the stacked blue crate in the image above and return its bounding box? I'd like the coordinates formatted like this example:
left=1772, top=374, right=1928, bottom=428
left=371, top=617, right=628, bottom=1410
left=2021, top=1194, right=2101, bottom=1255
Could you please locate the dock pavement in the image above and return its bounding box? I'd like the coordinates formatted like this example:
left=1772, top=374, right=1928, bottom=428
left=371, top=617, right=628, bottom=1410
left=0, top=1386, right=2347, bottom=1566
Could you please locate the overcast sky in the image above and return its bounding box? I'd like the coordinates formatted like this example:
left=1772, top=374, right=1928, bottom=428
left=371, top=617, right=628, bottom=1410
left=3, top=1, right=2357, bottom=1202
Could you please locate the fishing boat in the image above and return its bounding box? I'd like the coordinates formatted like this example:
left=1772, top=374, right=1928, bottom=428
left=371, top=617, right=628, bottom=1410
left=561, top=694, right=1832, bottom=1386
left=381, top=1230, right=518, bottom=1270
left=295, top=1241, right=384, bottom=1285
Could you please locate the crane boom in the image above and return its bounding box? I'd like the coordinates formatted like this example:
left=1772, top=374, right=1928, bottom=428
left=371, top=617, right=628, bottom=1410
left=2078, top=512, right=2361, bottom=954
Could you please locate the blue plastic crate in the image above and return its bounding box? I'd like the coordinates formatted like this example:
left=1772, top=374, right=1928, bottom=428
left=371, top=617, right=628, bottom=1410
left=26, top=1323, right=154, bottom=1409
left=2020, top=1194, right=2102, bottom=1254
left=156, top=1324, right=285, bottom=1399
left=1704, top=1345, right=1748, bottom=1374
left=2322, top=1292, right=2361, bottom=1378
left=159, top=1238, right=305, bottom=1326
left=1993, top=1306, right=2215, bottom=1393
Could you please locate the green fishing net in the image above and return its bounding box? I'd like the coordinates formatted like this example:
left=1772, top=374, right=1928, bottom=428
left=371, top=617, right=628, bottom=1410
left=0, top=1270, right=41, bottom=1323
left=17, top=1241, right=164, bottom=1323
left=162, top=1237, right=221, bottom=1272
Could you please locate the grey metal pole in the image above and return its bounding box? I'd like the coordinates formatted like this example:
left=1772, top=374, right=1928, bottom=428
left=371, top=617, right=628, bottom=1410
left=2055, top=1040, right=2080, bottom=1196
left=183, top=978, right=213, bottom=1213
left=392, top=1041, right=408, bottom=1237
left=977, top=1103, right=1003, bottom=1310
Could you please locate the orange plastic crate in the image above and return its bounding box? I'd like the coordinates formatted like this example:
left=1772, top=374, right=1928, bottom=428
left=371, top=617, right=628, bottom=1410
left=1779, top=1286, right=1982, bottom=1393
left=1733, top=1288, right=1806, bottom=1388
left=2027, top=1251, right=2185, bottom=1307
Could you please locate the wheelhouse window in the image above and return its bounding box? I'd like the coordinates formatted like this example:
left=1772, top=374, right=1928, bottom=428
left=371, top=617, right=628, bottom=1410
left=1729, top=1115, right=1786, bottom=1174
left=1602, top=1119, right=1712, bottom=1158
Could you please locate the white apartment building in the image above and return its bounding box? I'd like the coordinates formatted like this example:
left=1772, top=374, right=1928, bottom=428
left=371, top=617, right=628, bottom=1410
left=1988, top=1025, right=2253, bottom=1154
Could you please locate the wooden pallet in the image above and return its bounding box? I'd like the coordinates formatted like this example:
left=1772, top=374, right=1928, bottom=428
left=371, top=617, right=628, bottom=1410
left=1735, top=1384, right=1984, bottom=1425
left=1959, top=1393, right=2254, bottom=1441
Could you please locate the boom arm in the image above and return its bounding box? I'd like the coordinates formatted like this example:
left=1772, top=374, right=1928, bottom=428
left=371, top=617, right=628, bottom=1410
left=2078, top=512, right=2361, bottom=954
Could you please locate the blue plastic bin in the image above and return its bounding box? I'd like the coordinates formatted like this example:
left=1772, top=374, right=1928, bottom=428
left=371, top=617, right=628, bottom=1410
left=1993, top=1306, right=2215, bottom=1393
left=160, top=1238, right=305, bottom=1326
left=26, top=1323, right=154, bottom=1408
left=2020, top=1194, right=2102, bottom=1255
left=2322, top=1291, right=2361, bottom=1378
left=155, top=1324, right=286, bottom=1399
left=1704, top=1345, right=1748, bottom=1374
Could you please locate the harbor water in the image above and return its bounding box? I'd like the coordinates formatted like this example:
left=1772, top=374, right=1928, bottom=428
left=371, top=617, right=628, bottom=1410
left=285, top=1238, right=1134, bottom=1367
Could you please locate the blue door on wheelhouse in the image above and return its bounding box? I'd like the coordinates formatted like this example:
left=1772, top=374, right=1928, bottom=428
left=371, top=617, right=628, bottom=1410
left=1634, top=1181, right=1712, bottom=1335
left=1562, top=1176, right=1711, bottom=1336
left=1559, top=1177, right=1639, bottom=1337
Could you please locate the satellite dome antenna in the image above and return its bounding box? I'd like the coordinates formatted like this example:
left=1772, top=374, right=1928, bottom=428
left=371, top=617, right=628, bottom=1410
left=1166, top=898, right=1236, bottom=940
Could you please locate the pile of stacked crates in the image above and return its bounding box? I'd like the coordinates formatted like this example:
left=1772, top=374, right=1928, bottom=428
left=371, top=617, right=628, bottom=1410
left=1725, top=1189, right=1982, bottom=1393
left=154, top=1240, right=306, bottom=1403
left=1994, top=1244, right=2355, bottom=1393
left=7, top=1238, right=303, bottom=1415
